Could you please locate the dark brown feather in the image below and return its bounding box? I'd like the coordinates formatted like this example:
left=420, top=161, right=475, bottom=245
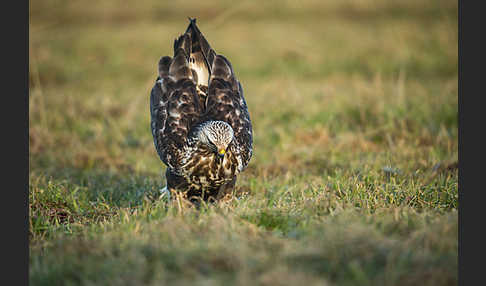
left=204, top=54, right=253, bottom=172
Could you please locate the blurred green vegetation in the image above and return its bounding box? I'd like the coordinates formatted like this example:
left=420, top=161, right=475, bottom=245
left=29, top=0, right=457, bottom=285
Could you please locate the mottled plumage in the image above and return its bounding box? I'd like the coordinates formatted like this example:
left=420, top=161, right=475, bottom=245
left=150, top=18, right=253, bottom=202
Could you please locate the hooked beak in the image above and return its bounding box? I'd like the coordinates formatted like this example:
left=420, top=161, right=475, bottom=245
left=217, top=148, right=226, bottom=158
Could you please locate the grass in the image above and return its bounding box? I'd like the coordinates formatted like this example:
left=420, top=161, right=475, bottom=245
left=29, top=0, right=458, bottom=285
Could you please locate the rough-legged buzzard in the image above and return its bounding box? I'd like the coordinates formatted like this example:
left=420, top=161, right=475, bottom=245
left=150, top=18, right=253, bottom=202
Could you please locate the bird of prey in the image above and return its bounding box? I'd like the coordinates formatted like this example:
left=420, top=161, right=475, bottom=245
left=150, top=18, right=253, bottom=203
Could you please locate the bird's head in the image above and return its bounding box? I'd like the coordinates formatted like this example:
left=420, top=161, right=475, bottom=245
left=197, top=121, right=234, bottom=157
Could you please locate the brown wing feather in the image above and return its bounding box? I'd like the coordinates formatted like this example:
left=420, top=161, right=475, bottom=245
left=150, top=36, right=203, bottom=175
left=204, top=54, right=253, bottom=172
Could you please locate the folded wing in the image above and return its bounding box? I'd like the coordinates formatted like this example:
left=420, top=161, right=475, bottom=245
left=150, top=34, right=203, bottom=175
left=204, top=54, right=253, bottom=172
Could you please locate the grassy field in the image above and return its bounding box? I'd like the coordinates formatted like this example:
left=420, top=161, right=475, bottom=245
left=29, top=0, right=458, bottom=285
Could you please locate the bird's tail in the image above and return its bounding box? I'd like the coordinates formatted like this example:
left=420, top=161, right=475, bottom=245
left=183, top=17, right=216, bottom=75
left=167, top=18, right=216, bottom=87
left=158, top=18, right=219, bottom=87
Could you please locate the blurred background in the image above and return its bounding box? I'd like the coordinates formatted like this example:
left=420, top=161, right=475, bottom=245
left=29, top=0, right=457, bottom=176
